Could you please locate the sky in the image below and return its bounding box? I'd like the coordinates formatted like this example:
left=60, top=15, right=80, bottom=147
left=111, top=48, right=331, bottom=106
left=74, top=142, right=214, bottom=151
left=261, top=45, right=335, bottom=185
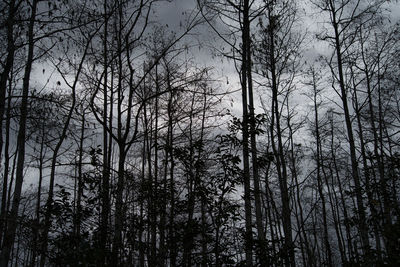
left=17, top=0, right=400, bottom=191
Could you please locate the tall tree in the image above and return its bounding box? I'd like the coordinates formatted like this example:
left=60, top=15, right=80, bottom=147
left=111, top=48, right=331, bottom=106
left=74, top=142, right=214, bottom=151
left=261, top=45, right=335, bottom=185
left=197, top=1, right=268, bottom=264
left=39, top=22, right=96, bottom=267
left=0, top=1, right=38, bottom=265
left=313, top=0, right=388, bottom=259
left=255, top=0, right=303, bottom=265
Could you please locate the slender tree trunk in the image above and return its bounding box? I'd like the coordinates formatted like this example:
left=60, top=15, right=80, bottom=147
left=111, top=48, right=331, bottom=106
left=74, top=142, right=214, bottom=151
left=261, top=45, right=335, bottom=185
left=182, top=93, right=197, bottom=267
left=240, top=1, right=254, bottom=265
left=199, top=92, right=208, bottom=267
left=100, top=1, right=110, bottom=265
left=243, top=1, right=265, bottom=264
left=138, top=140, right=146, bottom=267
left=267, top=8, right=294, bottom=264
left=363, top=35, right=392, bottom=258
left=167, top=86, right=177, bottom=267
left=264, top=171, right=278, bottom=264
left=6, top=142, right=18, bottom=223
left=0, top=79, right=13, bottom=245
left=30, top=123, right=45, bottom=267
left=329, top=0, right=370, bottom=255
left=329, top=118, right=355, bottom=261
left=144, top=99, right=156, bottom=266
left=351, top=65, right=383, bottom=261
left=0, top=0, right=16, bottom=167
left=0, top=1, right=38, bottom=265
left=75, top=109, right=86, bottom=254
left=112, top=146, right=126, bottom=265
left=111, top=16, right=128, bottom=262
left=310, top=70, right=333, bottom=267
left=324, top=160, right=347, bottom=265
left=151, top=64, right=159, bottom=265
left=39, top=25, right=90, bottom=266
left=0, top=3, right=15, bottom=241
left=159, top=119, right=169, bottom=266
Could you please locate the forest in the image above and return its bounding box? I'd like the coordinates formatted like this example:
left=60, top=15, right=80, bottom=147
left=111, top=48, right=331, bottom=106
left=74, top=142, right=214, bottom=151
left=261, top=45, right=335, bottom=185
left=0, top=0, right=399, bottom=266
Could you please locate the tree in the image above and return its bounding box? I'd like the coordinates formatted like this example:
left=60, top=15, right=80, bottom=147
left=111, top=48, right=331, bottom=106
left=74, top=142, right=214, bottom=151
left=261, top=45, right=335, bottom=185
left=313, top=0, right=388, bottom=260
left=197, top=0, right=268, bottom=264
left=0, top=1, right=39, bottom=264
left=0, top=0, right=399, bottom=266
left=39, top=19, right=97, bottom=267
left=254, top=0, right=304, bottom=265
left=0, top=0, right=16, bottom=169
left=304, top=66, right=333, bottom=266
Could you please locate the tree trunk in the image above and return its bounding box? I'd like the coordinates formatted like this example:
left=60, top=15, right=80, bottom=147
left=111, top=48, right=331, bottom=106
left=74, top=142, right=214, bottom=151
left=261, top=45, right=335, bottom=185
left=0, top=78, right=13, bottom=245
left=329, top=0, right=370, bottom=255
left=0, top=0, right=16, bottom=166
left=312, top=80, right=333, bottom=267
left=267, top=7, right=294, bottom=264
left=30, top=123, right=46, bottom=267
left=0, top=1, right=38, bottom=265
left=100, top=1, right=110, bottom=265
left=240, top=1, right=254, bottom=265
